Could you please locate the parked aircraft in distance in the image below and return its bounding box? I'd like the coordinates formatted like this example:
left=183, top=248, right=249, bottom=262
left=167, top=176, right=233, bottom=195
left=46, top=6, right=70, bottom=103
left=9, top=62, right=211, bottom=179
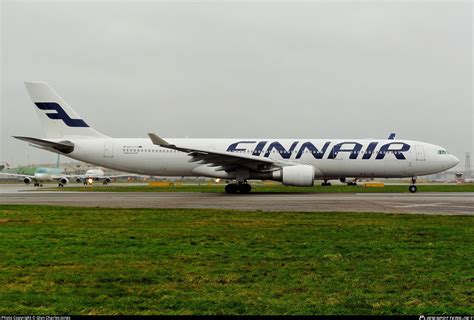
left=11, top=82, right=460, bottom=193
left=0, top=166, right=68, bottom=187
left=74, top=168, right=131, bottom=185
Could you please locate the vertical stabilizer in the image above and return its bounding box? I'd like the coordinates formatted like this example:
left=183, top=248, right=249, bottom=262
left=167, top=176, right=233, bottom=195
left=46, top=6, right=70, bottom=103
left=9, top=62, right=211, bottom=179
left=25, top=81, right=108, bottom=138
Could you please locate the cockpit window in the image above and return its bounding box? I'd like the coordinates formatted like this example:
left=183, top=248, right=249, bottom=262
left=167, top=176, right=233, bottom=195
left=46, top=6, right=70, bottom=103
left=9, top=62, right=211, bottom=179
left=438, top=150, right=447, bottom=155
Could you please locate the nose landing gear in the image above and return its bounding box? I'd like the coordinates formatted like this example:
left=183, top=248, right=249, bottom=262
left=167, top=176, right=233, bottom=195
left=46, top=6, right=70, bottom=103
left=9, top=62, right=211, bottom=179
left=409, top=177, right=417, bottom=193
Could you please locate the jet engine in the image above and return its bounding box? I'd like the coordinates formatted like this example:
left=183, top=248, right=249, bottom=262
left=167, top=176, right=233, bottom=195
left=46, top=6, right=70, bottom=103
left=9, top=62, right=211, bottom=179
left=270, top=165, right=315, bottom=187
left=75, top=178, right=82, bottom=183
left=23, top=177, right=32, bottom=185
left=104, top=177, right=111, bottom=184
left=59, top=177, right=69, bottom=185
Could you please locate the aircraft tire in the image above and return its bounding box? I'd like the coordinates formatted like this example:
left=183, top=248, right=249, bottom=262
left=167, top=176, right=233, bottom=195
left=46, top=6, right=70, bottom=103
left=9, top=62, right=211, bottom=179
left=409, top=185, right=417, bottom=193
left=238, top=183, right=252, bottom=194
left=225, top=183, right=238, bottom=194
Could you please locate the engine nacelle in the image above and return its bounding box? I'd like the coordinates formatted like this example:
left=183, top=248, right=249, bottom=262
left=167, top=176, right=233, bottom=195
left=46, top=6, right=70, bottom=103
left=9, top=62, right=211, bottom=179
left=23, top=177, right=32, bottom=185
left=280, top=165, right=315, bottom=187
left=59, top=177, right=69, bottom=185
left=104, top=177, right=111, bottom=184
left=75, top=178, right=82, bottom=183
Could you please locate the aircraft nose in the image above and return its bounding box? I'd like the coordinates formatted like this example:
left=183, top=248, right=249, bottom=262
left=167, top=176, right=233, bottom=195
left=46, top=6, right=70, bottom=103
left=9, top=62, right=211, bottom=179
left=447, top=155, right=460, bottom=169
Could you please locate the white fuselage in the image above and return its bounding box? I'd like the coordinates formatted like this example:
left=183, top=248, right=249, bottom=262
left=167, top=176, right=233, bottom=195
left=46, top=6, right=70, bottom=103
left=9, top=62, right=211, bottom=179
left=32, top=167, right=64, bottom=182
left=54, top=138, right=458, bottom=180
left=84, top=168, right=105, bottom=177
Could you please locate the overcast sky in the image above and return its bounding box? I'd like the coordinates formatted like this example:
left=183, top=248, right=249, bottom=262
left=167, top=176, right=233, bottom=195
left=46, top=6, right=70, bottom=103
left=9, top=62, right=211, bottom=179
left=1, top=1, right=472, bottom=169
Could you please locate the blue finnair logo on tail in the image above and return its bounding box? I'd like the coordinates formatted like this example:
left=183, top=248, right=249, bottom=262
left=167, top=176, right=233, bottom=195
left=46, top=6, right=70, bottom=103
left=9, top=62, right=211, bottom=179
left=35, top=103, right=89, bottom=127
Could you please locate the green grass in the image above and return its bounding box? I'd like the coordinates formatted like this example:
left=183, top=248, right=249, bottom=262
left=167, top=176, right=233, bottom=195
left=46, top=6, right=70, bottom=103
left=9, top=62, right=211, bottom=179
left=46, top=183, right=474, bottom=193
left=0, top=205, right=473, bottom=315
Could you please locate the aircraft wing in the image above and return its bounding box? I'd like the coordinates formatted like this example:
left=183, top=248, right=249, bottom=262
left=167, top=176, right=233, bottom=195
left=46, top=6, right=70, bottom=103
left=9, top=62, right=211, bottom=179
left=107, top=174, right=137, bottom=179
left=0, top=172, right=35, bottom=179
left=91, top=174, right=136, bottom=181
left=73, top=174, right=137, bottom=181
left=148, top=133, right=284, bottom=172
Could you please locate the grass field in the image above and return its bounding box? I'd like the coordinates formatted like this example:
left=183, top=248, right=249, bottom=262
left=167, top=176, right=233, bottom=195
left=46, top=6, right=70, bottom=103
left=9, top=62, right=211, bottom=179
left=45, top=183, right=474, bottom=193
left=0, top=205, right=473, bottom=315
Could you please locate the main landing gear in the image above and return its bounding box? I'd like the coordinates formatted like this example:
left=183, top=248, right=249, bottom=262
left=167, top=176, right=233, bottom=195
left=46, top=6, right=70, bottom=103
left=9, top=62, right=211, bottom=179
left=321, top=180, right=331, bottom=187
left=225, top=182, right=252, bottom=194
left=409, top=177, right=417, bottom=193
left=58, top=183, right=65, bottom=188
left=33, top=183, right=43, bottom=187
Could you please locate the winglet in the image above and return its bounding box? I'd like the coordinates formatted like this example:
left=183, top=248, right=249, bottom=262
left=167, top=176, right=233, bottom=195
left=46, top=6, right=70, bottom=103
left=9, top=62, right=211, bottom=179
left=148, top=133, right=170, bottom=146
left=388, top=133, right=396, bottom=140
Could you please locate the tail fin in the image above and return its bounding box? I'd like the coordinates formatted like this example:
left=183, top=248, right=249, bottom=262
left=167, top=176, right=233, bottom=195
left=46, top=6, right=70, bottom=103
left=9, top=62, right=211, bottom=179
left=25, top=81, right=108, bottom=138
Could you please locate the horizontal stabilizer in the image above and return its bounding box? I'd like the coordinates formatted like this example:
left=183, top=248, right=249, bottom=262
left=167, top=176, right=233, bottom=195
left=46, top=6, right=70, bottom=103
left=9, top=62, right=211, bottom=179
left=13, top=136, right=74, bottom=154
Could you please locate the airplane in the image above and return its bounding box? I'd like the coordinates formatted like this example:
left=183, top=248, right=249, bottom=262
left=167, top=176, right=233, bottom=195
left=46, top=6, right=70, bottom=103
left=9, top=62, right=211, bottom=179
left=74, top=167, right=131, bottom=185
left=0, top=166, right=69, bottom=187
left=10, top=81, right=460, bottom=193
left=0, top=155, right=71, bottom=187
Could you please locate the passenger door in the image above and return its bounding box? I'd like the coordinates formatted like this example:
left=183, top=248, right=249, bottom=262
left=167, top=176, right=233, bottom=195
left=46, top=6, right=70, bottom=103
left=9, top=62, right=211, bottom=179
left=104, top=142, right=114, bottom=158
left=415, top=144, right=425, bottom=161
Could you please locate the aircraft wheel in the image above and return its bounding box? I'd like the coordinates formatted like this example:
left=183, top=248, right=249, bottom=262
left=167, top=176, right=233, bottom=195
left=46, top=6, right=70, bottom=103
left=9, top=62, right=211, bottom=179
left=39, top=184, right=43, bottom=187
left=238, top=183, right=252, bottom=194
left=103, top=181, right=108, bottom=185
left=225, top=183, right=238, bottom=194
left=321, top=182, right=331, bottom=186
left=409, top=185, right=417, bottom=193
left=58, top=183, right=63, bottom=188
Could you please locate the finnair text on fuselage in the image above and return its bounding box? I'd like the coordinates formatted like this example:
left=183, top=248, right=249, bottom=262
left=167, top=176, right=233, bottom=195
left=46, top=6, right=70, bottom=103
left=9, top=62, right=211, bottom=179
left=226, top=140, right=410, bottom=160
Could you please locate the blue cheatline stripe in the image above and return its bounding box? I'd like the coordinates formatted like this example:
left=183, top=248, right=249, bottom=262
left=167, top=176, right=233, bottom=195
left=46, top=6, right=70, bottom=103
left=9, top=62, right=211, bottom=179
left=35, top=102, right=89, bottom=127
